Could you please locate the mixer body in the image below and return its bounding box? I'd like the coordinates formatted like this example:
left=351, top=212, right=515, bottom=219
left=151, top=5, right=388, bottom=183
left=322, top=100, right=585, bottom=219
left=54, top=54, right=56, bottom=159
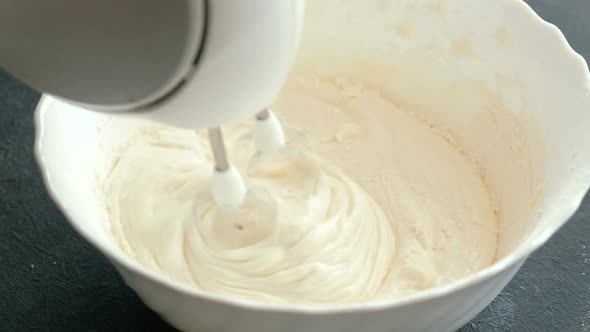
left=0, top=0, right=304, bottom=128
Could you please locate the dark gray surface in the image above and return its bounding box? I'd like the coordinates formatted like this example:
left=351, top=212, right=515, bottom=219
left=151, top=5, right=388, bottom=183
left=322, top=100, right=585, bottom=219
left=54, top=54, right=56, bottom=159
left=0, top=1, right=589, bottom=331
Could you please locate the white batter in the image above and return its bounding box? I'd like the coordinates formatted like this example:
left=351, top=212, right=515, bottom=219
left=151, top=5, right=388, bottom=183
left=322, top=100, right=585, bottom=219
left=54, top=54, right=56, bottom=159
left=103, top=75, right=498, bottom=304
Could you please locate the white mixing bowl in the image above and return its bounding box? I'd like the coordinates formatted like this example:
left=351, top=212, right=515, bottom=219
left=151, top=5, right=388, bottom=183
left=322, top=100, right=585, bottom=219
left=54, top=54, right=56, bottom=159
left=34, top=1, right=590, bottom=331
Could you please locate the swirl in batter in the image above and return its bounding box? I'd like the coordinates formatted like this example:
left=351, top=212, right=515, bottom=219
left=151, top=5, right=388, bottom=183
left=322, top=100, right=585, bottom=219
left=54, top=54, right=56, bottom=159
left=103, top=76, right=498, bottom=304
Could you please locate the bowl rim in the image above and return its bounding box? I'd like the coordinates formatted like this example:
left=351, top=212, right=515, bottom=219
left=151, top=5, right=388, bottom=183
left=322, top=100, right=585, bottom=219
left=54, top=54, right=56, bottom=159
left=33, top=0, right=590, bottom=315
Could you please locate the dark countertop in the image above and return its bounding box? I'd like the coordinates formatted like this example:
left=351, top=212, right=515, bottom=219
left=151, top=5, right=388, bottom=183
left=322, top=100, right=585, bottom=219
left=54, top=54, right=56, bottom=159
left=1, top=1, right=589, bottom=331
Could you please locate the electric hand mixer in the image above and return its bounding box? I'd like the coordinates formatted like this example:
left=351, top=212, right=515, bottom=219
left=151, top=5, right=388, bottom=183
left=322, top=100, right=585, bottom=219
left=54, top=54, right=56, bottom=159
left=1, top=0, right=304, bottom=208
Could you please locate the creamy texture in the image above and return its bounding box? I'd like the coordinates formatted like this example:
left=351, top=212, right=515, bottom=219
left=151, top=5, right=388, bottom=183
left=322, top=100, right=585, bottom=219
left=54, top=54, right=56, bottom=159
left=103, top=75, right=498, bottom=304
